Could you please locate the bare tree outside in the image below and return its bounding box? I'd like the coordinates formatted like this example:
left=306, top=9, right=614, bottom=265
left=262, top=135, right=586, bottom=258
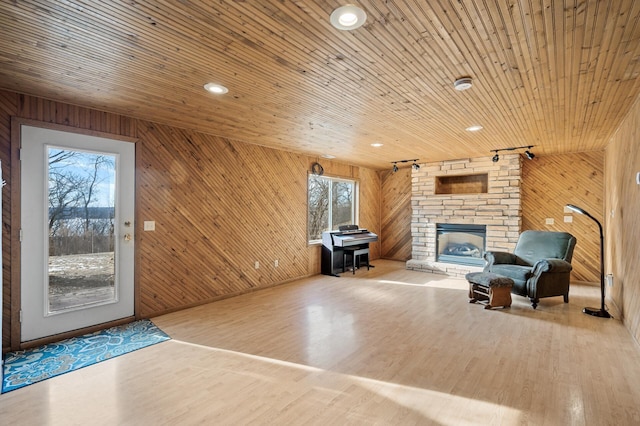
left=308, top=175, right=356, bottom=241
left=80, top=155, right=113, bottom=233
left=48, top=150, right=87, bottom=234
left=332, top=181, right=354, bottom=229
left=308, top=175, right=329, bottom=241
left=47, top=148, right=117, bottom=312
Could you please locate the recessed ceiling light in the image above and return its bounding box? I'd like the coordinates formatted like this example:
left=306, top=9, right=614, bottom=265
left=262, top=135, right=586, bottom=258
left=330, top=5, right=367, bottom=30
left=465, top=125, right=483, bottom=132
left=371, top=143, right=383, bottom=147
left=454, top=77, right=473, bottom=91
left=204, top=82, right=228, bottom=94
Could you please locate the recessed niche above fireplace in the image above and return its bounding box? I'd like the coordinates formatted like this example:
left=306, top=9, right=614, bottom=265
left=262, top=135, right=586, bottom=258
left=435, top=173, right=488, bottom=194
left=436, top=224, right=487, bottom=267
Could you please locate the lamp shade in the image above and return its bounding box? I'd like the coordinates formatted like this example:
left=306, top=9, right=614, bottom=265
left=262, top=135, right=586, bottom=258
left=565, top=204, right=587, bottom=215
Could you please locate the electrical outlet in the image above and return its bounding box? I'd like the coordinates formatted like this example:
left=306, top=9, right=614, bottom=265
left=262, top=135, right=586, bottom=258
left=606, top=274, right=614, bottom=287
left=564, top=216, right=573, bottom=223
left=254, top=261, right=260, bottom=269
left=274, top=259, right=279, bottom=268
left=545, top=218, right=554, bottom=225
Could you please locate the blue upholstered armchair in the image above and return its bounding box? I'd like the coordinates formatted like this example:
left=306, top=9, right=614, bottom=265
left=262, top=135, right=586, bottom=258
left=483, top=231, right=577, bottom=309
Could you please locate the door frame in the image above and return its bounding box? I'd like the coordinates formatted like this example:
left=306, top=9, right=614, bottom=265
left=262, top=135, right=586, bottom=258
left=10, top=117, right=139, bottom=349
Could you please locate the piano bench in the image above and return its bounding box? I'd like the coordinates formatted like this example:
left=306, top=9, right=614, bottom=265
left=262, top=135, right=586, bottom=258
left=343, top=246, right=370, bottom=274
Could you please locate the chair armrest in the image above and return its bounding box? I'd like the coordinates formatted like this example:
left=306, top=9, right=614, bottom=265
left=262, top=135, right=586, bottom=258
left=484, top=251, right=517, bottom=266
left=531, top=258, right=573, bottom=276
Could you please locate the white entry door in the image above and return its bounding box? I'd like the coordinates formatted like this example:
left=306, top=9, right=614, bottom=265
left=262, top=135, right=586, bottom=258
left=20, top=125, right=135, bottom=342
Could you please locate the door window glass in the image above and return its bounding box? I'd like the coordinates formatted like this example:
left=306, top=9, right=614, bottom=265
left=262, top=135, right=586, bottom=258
left=47, top=148, right=117, bottom=313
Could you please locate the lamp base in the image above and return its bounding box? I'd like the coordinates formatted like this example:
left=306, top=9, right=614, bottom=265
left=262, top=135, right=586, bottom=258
left=583, top=307, right=611, bottom=318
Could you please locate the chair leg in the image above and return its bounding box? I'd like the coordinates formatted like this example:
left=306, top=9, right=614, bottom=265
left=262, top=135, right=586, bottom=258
left=563, top=294, right=569, bottom=303
left=530, top=298, right=539, bottom=309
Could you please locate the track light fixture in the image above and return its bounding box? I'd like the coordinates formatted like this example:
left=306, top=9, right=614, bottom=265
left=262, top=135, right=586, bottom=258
left=489, top=146, right=535, bottom=162
left=391, top=159, right=420, bottom=173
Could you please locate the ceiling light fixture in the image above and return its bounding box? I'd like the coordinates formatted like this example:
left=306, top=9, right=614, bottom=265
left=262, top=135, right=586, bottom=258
left=204, top=83, right=228, bottom=94
left=490, top=145, right=536, bottom=162
left=321, top=154, right=336, bottom=159
left=454, top=77, right=473, bottom=91
left=330, top=5, right=367, bottom=30
left=371, top=143, right=383, bottom=147
left=466, top=125, right=483, bottom=132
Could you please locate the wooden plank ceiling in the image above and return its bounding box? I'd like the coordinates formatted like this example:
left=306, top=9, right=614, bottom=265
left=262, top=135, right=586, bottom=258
left=1, top=1, right=640, bottom=170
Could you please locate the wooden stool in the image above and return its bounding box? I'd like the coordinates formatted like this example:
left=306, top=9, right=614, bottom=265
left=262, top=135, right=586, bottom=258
left=466, top=272, right=513, bottom=310
left=343, top=246, right=370, bottom=274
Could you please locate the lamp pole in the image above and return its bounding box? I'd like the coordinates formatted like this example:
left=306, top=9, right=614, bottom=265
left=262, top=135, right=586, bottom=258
left=565, top=204, right=611, bottom=318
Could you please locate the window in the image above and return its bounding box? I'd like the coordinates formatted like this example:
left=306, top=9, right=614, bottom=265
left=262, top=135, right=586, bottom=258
left=308, top=174, right=357, bottom=242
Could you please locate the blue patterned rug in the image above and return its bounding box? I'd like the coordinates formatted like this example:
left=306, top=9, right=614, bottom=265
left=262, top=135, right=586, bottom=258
left=2, top=319, right=170, bottom=393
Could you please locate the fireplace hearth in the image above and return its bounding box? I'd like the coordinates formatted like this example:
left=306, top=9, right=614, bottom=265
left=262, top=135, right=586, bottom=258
left=436, top=224, right=486, bottom=266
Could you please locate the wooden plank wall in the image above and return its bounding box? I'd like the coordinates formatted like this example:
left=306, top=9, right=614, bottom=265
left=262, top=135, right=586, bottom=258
left=605, top=95, right=640, bottom=343
left=380, top=168, right=412, bottom=261
left=0, top=92, right=16, bottom=353
left=521, top=151, right=604, bottom=282
left=0, top=89, right=381, bottom=350
left=135, top=121, right=309, bottom=315
left=358, top=167, right=382, bottom=260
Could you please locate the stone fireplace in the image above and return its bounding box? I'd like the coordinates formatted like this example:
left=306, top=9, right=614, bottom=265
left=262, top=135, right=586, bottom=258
left=406, top=155, right=522, bottom=278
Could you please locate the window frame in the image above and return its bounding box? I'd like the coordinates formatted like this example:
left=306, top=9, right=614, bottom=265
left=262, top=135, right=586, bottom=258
left=307, top=173, right=359, bottom=244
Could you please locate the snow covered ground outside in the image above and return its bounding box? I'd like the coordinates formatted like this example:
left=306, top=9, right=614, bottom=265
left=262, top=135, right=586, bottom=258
left=48, top=252, right=115, bottom=311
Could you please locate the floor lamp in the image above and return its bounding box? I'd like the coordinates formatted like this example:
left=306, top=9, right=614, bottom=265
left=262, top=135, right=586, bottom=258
left=565, top=204, right=611, bottom=318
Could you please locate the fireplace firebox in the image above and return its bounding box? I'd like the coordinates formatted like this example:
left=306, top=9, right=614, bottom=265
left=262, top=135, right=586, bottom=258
left=436, top=224, right=486, bottom=266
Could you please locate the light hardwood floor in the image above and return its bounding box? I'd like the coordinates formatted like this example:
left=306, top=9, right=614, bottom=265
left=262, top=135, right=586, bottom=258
left=2, top=260, right=640, bottom=425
